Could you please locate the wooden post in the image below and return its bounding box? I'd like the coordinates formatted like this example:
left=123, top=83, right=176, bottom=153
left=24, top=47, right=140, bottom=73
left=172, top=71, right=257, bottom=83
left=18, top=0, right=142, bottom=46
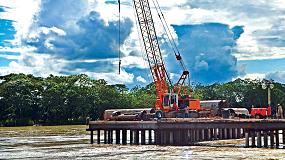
left=228, top=128, right=233, bottom=139
left=155, top=130, right=161, bottom=145
left=275, top=130, right=279, bottom=148
left=187, top=130, right=191, bottom=144
left=130, top=130, right=133, bottom=145
left=204, top=129, right=208, bottom=141
left=141, top=130, right=146, bottom=145
left=224, top=128, right=228, bottom=139
left=199, top=129, right=203, bottom=141
left=97, top=130, right=100, bottom=144
left=165, top=130, right=170, bottom=145
left=242, top=129, right=245, bottom=138
left=257, top=131, right=261, bottom=148
left=209, top=128, right=214, bottom=141
left=169, top=131, right=174, bottom=145
left=108, top=130, right=113, bottom=144
left=122, top=130, right=127, bottom=145
left=237, top=128, right=240, bottom=139
left=179, top=130, right=185, bottom=145
left=148, top=130, right=152, bottom=144
left=191, top=129, right=195, bottom=143
left=194, top=129, right=199, bottom=142
left=214, top=128, right=218, bottom=140
left=233, top=128, right=237, bottom=139
left=251, top=130, right=256, bottom=147
left=283, top=130, right=285, bottom=149
left=177, top=130, right=182, bottom=145
left=245, top=131, right=249, bottom=148
left=173, top=130, right=180, bottom=145
left=219, top=128, right=223, bottom=140
left=116, top=130, right=120, bottom=144
left=270, top=131, right=274, bottom=148
left=90, top=130, right=94, bottom=144
left=104, top=130, right=107, bottom=144
left=134, top=130, right=139, bottom=145
left=264, top=131, right=268, bottom=148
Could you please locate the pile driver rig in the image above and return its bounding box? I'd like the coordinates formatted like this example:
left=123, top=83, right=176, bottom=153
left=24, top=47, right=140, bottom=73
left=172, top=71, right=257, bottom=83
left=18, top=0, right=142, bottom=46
left=104, top=0, right=201, bottom=120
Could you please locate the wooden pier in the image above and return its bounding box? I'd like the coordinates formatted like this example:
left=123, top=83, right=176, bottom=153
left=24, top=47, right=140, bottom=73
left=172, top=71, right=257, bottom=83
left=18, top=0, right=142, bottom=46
left=86, top=118, right=285, bottom=148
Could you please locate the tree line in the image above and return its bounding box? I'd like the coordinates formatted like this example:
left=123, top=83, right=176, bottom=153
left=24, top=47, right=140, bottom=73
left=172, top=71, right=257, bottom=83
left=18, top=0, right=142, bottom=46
left=0, top=73, right=284, bottom=126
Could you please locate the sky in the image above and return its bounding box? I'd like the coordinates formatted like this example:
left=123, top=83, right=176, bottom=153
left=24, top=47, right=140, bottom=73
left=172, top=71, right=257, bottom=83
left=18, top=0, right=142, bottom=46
left=0, top=0, right=285, bottom=88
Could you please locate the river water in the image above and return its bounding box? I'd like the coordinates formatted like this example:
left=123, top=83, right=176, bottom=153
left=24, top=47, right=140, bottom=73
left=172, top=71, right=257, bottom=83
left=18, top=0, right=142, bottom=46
left=0, top=125, right=284, bottom=159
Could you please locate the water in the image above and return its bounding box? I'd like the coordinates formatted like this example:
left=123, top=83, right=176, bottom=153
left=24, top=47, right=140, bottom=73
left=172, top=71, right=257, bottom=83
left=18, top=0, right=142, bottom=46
left=0, top=125, right=284, bottom=159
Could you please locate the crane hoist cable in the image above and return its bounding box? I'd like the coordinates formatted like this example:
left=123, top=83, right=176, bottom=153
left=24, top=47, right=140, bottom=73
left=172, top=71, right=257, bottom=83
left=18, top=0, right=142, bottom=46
left=118, top=0, right=122, bottom=74
left=151, top=0, right=191, bottom=86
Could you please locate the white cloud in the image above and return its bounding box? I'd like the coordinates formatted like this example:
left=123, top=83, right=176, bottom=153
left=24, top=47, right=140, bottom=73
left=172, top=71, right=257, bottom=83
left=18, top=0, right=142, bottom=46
left=88, top=69, right=135, bottom=85
left=0, top=0, right=41, bottom=45
left=266, top=71, right=285, bottom=84
left=136, top=76, right=146, bottom=83
left=236, top=73, right=266, bottom=81
left=1, top=0, right=285, bottom=85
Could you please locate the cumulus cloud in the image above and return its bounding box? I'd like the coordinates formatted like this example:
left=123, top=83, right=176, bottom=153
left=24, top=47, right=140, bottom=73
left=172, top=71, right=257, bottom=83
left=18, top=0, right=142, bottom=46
left=136, top=76, right=147, bottom=83
left=1, top=0, right=285, bottom=86
left=169, top=23, right=243, bottom=84
left=11, top=0, right=135, bottom=84
left=165, top=0, right=285, bottom=60
left=266, top=71, right=285, bottom=84
left=24, top=0, right=133, bottom=61
left=237, top=73, right=266, bottom=81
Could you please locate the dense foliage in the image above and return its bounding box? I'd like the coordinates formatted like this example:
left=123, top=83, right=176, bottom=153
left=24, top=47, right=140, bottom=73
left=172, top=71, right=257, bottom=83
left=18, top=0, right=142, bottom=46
left=193, top=79, right=285, bottom=113
left=0, top=74, right=155, bottom=126
left=0, top=74, right=284, bottom=126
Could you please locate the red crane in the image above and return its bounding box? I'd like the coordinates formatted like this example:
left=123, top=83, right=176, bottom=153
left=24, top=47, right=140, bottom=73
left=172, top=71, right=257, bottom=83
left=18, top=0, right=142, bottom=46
left=132, top=0, right=200, bottom=117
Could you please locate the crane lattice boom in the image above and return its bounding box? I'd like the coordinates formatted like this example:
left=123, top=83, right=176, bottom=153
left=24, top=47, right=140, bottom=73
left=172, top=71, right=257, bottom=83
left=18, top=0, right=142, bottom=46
left=133, top=0, right=171, bottom=110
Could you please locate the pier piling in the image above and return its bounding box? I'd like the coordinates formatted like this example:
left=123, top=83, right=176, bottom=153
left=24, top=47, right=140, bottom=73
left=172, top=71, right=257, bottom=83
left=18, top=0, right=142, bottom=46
left=87, top=119, right=285, bottom=148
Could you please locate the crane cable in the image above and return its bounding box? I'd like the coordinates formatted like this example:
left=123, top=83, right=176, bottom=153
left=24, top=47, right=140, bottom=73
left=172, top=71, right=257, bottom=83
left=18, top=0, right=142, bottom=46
left=118, top=0, right=121, bottom=74
left=151, top=0, right=191, bottom=86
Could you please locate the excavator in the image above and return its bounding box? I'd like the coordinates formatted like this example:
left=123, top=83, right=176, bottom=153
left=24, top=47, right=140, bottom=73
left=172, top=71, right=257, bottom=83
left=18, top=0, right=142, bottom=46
left=104, top=0, right=201, bottom=120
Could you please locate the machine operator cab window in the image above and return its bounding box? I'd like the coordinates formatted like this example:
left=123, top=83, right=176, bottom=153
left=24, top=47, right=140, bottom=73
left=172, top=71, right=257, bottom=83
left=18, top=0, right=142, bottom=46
left=163, top=93, right=178, bottom=110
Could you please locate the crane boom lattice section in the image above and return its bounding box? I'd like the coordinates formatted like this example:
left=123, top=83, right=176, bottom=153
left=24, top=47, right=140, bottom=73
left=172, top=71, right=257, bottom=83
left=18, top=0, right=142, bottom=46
left=133, top=0, right=171, bottom=109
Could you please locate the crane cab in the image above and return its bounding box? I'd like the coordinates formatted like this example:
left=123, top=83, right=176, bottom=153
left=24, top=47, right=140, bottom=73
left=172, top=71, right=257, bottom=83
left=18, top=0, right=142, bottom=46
left=162, top=93, right=200, bottom=111
left=162, top=93, right=179, bottom=112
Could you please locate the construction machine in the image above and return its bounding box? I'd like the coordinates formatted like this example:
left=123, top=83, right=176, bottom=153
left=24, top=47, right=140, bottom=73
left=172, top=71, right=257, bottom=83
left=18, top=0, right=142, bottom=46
left=103, top=0, right=201, bottom=121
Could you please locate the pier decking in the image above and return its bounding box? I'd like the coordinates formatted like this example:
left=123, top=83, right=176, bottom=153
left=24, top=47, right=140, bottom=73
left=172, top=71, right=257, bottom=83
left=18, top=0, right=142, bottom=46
left=87, top=118, right=285, bottom=148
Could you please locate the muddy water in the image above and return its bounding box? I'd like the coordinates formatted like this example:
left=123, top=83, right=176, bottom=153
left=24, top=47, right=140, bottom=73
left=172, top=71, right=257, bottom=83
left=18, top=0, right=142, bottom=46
left=0, top=125, right=284, bottom=160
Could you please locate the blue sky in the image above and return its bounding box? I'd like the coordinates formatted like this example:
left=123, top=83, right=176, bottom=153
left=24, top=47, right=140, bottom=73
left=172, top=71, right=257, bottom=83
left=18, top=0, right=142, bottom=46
left=0, top=0, right=285, bottom=87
